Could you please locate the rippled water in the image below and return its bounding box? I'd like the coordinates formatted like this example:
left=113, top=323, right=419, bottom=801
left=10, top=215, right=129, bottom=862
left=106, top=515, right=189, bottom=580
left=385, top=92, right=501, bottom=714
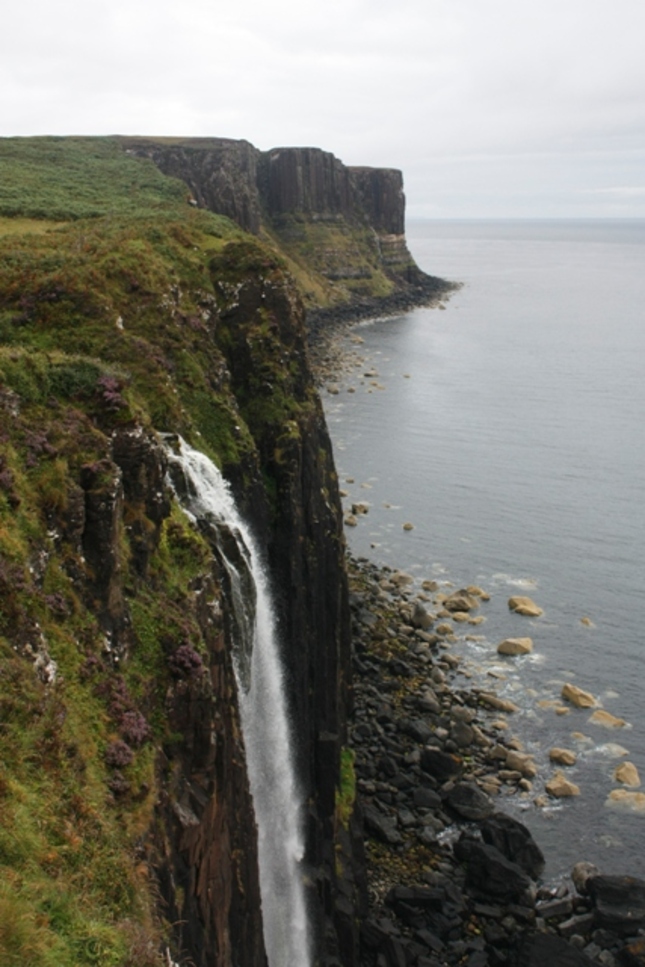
left=324, top=219, right=645, bottom=879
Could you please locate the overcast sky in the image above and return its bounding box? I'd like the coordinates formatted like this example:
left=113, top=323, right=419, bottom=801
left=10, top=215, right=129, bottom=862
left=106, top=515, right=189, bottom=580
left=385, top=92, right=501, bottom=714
left=2, top=0, right=644, bottom=217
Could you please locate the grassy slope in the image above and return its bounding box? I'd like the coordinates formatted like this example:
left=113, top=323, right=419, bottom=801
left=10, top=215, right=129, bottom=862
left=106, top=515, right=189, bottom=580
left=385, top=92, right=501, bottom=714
left=0, top=137, right=314, bottom=965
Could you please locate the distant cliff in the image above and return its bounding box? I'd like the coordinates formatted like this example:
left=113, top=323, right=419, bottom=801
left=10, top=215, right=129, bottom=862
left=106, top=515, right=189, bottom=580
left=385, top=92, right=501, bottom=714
left=120, top=136, right=448, bottom=314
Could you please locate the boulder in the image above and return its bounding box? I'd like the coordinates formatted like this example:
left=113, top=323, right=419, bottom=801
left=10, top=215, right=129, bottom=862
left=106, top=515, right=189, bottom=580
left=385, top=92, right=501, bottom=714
left=478, top=692, right=519, bottom=713
left=445, top=591, right=479, bottom=612
left=606, top=790, right=645, bottom=812
left=572, top=861, right=601, bottom=896
left=480, top=812, right=545, bottom=879
left=550, top=748, right=578, bottom=767
left=420, top=746, right=462, bottom=780
left=445, top=782, right=494, bottom=821
left=614, top=762, right=641, bottom=787
left=589, top=709, right=626, bottom=728
left=512, top=933, right=595, bottom=966
left=508, top=596, right=543, bottom=617
left=411, top=602, right=434, bottom=630
left=587, top=874, right=645, bottom=936
left=497, top=637, right=533, bottom=656
left=546, top=771, right=581, bottom=798
left=464, top=841, right=534, bottom=903
left=363, top=803, right=403, bottom=846
left=561, top=683, right=596, bottom=708
left=506, top=750, right=537, bottom=778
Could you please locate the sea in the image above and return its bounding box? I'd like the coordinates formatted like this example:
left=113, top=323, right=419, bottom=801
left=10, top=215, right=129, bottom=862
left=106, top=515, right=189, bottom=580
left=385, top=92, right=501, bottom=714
left=323, top=218, right=645, bottom=881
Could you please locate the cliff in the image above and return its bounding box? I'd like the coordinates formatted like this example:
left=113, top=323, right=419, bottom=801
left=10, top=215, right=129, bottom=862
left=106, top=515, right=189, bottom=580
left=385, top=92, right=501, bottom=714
left=0, top=137, right=360, bottom=966
left=119, top=136, right=448, bottom=313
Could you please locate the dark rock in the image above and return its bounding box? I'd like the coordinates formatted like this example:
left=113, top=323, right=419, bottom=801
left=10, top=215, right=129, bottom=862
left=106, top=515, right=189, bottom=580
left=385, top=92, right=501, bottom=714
left=538, top=897, right=574, bottom=920
left=481, top=813, right=545, bottom=879
left=363, top=803, right=403, bottom=846
left=420, top=746, right=462, bottom=780
left=618, top=938, right=645, bottom=966
left=445, top=782, right=494, bottom=821
left=399, top=717, right=434, bottom=744
left=512, top=933, right=595, bottom=966
left=558, top=913, right=595, bottom=939
left=465, top=842, right=534, bottom=904
left=386, top=885, right=444, bottom=911
left=588, top=876, right=645, bottom=936
left=413, top=786, right=442, bottom=810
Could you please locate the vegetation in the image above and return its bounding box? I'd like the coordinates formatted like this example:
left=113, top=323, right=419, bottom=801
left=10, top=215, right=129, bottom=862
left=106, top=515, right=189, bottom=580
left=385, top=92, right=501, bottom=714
left=0, top=136, right=317, bottom=964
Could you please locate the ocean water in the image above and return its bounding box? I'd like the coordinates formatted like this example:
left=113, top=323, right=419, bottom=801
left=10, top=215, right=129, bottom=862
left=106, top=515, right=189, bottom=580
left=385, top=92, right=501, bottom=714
left=323, top=219, right=645, bottom=880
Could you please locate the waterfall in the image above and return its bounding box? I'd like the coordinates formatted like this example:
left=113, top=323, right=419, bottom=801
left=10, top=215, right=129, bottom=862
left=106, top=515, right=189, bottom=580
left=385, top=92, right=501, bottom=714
left=165, top=437, right=310, bottom=967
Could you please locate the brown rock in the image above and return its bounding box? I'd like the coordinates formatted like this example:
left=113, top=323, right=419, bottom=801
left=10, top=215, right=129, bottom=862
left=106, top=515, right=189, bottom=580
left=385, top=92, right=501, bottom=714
left=497, top=637, right=533, bottom=656
left=589, top=709, right=626, bottom=729
left=561, top=683, right=597, bottom=708
left=614, top=762, right=641, bottom=787
left=508, top=595, right=543, bottom=617
left=546, top=771, right=580, bottom=798
left=550, top=748, right=577, bottom=766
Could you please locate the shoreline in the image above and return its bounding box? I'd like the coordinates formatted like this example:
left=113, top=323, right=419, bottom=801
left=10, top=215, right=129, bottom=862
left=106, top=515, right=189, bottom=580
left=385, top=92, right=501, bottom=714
left=313, top=301, right=645, bottom=964
left=347, top=552, right=645, bottom=967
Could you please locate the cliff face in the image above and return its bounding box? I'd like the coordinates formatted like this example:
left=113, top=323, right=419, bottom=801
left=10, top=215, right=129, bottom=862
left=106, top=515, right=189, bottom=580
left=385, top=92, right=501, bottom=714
left=121, top=136, right=441, bottom=312
left=0, top=138, right=361, bottom=967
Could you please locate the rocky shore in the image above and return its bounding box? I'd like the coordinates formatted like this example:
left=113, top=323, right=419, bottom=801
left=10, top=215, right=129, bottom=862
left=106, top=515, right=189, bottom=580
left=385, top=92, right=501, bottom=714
left=346, top=554, right=645, bottom=967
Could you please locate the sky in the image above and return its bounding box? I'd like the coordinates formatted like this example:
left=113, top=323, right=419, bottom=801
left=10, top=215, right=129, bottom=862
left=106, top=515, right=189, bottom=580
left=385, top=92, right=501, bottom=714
left=2, top=0, right=645, bottom=218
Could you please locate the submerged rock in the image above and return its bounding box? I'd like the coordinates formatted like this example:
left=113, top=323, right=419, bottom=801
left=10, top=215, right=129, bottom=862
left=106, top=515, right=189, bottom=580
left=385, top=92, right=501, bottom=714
left=508, top=595, right=543, bottom=617
left=561, top=683, right=597, bottom=708
left=589, top=709, right=626, bottom=728
left=550, top=748, right=578, bottom=767
left=546, top=771, right=581, bottom=798
left=614, top=762, right=641, bottom=787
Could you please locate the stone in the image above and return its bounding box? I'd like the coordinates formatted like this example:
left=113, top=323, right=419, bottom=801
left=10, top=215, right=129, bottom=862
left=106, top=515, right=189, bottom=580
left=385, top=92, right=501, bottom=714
left=345, top=514, right=358, bottom=527
left=537, top=896, right=574, bottom=919
left=562, top=683, right=597, bottom=708
left=411, top=602, right=434, bottom=630
left=546, top=771, right=581, bottom=798
left=508, top=596, right=543, bottom=617
left=550, top=748, right=578, bottom=766
left=572, top=862, right=601, bottom=896
left=413, top=786, right=441, bottom=810
left=587, top=875, right=645, bottom=936
left=505, top=751, right=537, bottom=778
left=614, top=762, right=641, bottom=787
left=589, top=710, right=626, bottom=729
left=445, top=781, right=494, bottom=821
left=363, top=803, right=404, bottom=846
left=513, top=933, right=595, bottom=966
left=480, top=812, right=545, bottom=879
left=497, top=637, right=533, bottom=656
left=403, top=522, right=414, bottom=531
left=464, top=842, right=534, bottom=904
left=420, top=746, right=462, bottom=780
left=445, top=591, right=479, bottom=612
left=605, top=790, right=645, bottom=812
left=478, top=692, right=519, bottom=713
left=618, top=938, right=645, bottom=966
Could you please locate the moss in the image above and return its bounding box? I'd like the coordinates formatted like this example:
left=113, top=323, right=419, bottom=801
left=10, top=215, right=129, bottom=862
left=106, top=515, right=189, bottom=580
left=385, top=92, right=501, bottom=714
left=335, top=746, right=356, bottom=828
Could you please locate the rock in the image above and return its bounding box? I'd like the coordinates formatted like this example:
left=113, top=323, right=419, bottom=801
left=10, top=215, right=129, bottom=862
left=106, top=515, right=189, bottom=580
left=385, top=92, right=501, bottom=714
left=480, top=812, right=545, bottom=879
left=506, top=751, right=537, bottom=778
left=411, top=602, right=434, bottom=630
left=451, top=721, right=475, bottom=748
left=402, top=522, right=414, bottom=531
left=351, top=501, right=370, bottom=515
left=464, top=842, right=534, bottom=904
left=589, top=710, right=626, bottom=729
left=562, top=683, right=597, bottom=708
left=478, top=692, right=519, bottom=713
left=580, top=617, right=594, bottom=627
left=546, top=771, right=581, bottom=798
left=614, top=762, right=641, bottom=787
left=605, top=790, right=645, bottom=812
left=587, top=875, right=645, bottom=936
left=572, top=862, right=601, bottom=896
left=467, top=585, right=490, bottom=600
left=513, top=932, right=595, bottom=966
left=497, top=637, right=533, bottom=656
left=345, top=514, right=358, bottom=527
left=537, top=896, right=575, bottom=920
left=363, top=803, right=404, bottom=846
left=445, top=782, right=494, bottom=821
left=618, top=938, right=645, bottom=966
left=508, top=596, right=543, bottom=617
left=445, top=591, right=479, bottom=612
left=413, top=786, right=441, bottom=810
left=550, top=748, right=578, bottom=766
left=420, top=747, right=462, bottom=780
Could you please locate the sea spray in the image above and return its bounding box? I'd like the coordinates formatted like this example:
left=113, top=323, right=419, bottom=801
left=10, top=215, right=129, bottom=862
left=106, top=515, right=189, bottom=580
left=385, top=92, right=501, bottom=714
left=165, top=437, right=310, bottom=967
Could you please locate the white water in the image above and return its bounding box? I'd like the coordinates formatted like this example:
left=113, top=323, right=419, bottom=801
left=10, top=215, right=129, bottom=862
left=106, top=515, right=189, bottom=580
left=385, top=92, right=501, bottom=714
left=165, top=438, right=310, bottom=967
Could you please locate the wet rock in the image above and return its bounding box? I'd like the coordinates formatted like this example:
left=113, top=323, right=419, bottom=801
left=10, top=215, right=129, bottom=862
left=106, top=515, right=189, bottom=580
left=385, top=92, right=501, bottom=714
left=506, top=751, right=537, bottom=778
left=445, top=591, right=479, bottom=612
left=508, top=596, right=543, bottom=617
left=588, top=875, right=645, bottom=936
left=550, top=748, right=578, bottom=766
left=497, top=637, right=533, bottom=656
left=572, top=862, right=601, bottom=896
left=445, top=782, right=494, bottom=821
left=411, top=602, right=434, bottom=630
left=614, top=763, right=641, bottom=787
left=562, top=683, right=597, bottom=709
left=589, top=710, right=626, bottom=729
left=546, top=771, right=581, bottom=798
left=606, top=790, right=645, bottom=812
left=478, top=692, right=519, bottom=713
left=480, top=813, right=545, bottom=879
left=413, top=786, right=442, bottom=809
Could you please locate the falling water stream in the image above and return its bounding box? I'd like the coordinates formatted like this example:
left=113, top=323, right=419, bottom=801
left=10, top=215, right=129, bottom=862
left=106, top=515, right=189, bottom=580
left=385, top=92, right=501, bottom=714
left=165, top=437, right=310, bottom=967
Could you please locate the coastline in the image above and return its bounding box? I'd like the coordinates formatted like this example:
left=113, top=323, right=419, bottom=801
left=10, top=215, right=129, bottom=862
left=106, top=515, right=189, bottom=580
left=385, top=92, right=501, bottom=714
left=313, top=303, right=645, bottom=966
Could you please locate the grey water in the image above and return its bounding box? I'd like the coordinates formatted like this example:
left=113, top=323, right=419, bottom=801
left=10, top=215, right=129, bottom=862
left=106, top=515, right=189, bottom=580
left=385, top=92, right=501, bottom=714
left=165, top=439, right=310, bottom=967
left=324, top=219, right=645, bottom=880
